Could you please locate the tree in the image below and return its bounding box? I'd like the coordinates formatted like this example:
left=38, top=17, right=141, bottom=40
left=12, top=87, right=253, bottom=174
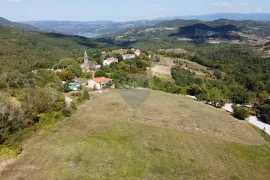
left=56, top=70, right=75, bottom=81
left=232, top=105, right=250, bottom=120
left=230, top=86, right=250, bottom=104
left=67, top=65, right=83, bottom=77
left=58, top=58, right=78, bottom=69
left=213, top=70, right=222, bottom=80
left=95, top=70, right=108, bottom=78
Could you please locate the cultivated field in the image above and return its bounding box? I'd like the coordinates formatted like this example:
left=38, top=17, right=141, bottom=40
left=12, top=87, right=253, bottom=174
left=1, top=90, right=270, bottom=180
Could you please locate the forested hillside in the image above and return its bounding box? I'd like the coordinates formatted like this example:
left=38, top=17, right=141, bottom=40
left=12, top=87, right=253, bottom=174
left=0, top=17, right=40, bottom=31
left=0, top=26, right=108, bottom=72
left=108, top=19, right=270, bottom=50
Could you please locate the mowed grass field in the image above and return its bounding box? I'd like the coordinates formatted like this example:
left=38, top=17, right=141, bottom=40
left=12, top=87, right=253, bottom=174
left=1, top=90, right=270, bottom=180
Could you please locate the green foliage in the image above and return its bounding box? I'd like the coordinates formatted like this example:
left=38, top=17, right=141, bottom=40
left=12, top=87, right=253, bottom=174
left=56, top=70, right=75, bottom=81
left=0, top=26, right=107, bottom=72
left=83, top=72, right=93, bottom=79
left=213, top=70, right=222, bottom=80
left=171, top=67, right=202, bottom=86
left=62, top=108, right=72, bottom=117
left=257, top=101, right=270, bottom=124
left=197, top=88, right=225, bottom=108
left=0, top=94, right=25, bottom=143
left=70, top=101, right=77, bottom=110
left=95, top=70, right=108, bottom=78
left=232, top=105, right=250, bottom=120
left=230, top=86, right=250, bottom=104
left=0, top=81, right=7, bottom=89
left=67, top=65, right=83, bottom=77
left=82, top=90, right=90, bottom=100
left=58, top=58, right=78, bottom=69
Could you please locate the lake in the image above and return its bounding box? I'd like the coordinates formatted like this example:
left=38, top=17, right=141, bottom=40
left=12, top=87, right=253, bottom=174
left=78, top=33, right=103, bottom=38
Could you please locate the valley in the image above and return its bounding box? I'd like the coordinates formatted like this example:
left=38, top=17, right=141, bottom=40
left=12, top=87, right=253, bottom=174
left=1, top=10, right=270, bottom=180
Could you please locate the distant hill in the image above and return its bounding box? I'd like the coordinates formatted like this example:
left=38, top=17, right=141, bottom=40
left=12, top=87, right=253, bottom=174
left=156, top=13, right=270, bottom=21
left=170, top=23, right=239, bottom=39
left=20, top=20, right=163, bottom=35
left=106, top=19, right=270, bottom=50
left=0, top=17, right=40, bottom=31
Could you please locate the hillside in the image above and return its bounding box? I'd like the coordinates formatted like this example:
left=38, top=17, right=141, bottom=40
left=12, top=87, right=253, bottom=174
left=0, top=26, right=108, bottom=72
left=1, top=90, right=269, bottom=179
left=106, top=19, right=270, bottom=50
left=21, top=20, right=164, bottom=35
left=158, top=13, right=270, bottom=21
left=0, top=17, right=40, bottom=31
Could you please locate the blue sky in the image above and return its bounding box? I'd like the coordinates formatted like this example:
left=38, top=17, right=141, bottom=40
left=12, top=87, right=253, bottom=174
left=1, top=0, right=270, bottom=21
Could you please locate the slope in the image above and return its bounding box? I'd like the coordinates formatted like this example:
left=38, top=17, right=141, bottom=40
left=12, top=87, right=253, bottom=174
left=1, top=90, right=269, bottom=179
left=0, top=26, right=108, bottom=72
left=0, top=17, right=40, bottom=31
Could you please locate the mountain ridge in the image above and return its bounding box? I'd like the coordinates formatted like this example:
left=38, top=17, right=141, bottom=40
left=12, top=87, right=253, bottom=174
left=0, top=17, right=40, bottom=31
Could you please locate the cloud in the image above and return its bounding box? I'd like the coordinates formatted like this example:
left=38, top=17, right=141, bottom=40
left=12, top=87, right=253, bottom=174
left=8, top=0, right=22, bottom=2
left=212, top=2, right=229, bottom=7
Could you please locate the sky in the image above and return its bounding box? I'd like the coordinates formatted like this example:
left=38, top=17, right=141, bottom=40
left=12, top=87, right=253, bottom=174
left=1, top=0, right=270, bottom=22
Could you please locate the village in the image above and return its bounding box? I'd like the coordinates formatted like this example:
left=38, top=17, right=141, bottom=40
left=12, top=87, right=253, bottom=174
left=60, top=48, right=143, bottom=92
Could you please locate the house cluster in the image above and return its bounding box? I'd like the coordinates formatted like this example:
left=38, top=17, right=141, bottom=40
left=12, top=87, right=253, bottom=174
left=79, top=48, right=141, bottom=90
left=122, top=49, right=141, bottom=60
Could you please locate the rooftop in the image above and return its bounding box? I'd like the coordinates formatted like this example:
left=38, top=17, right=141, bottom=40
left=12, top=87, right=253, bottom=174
left=93, top=77, right=113, bottom=83
left=105, top=57, right=118, bottom=61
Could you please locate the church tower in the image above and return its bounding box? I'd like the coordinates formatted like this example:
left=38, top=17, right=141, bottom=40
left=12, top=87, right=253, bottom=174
left=82, top=50, right=90, bottom=71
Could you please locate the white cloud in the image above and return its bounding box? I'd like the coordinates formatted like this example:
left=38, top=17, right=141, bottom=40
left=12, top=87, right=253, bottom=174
left=212, top=2, right=229, bottom=7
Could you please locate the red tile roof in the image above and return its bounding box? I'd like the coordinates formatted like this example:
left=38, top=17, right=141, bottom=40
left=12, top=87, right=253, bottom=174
left=105, top=57, right=118, bottom=61
left=93, top=77, right=112, bottom=83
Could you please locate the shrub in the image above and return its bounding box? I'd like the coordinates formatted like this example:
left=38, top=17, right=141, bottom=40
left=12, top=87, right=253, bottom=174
left=62, top=108, right=72, bottom=117
left=82, top=90, right=90, bottom=100
left=0, top=81, right=7, bottom=89
left=232, top=104, right=250, bottom=120
left=70, top=101, right=77, bottom=110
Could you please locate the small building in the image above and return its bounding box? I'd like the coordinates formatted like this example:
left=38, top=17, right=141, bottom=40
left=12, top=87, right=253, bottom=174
left=103, top=57, right=118, bottom=66
left=122, top=54, right=136, bottom=60
left=135, top=49, right=141, bottom=56
left=88, top=77, right=113, bottom=90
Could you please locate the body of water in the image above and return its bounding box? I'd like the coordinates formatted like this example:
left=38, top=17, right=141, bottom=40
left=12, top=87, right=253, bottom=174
left=78, top=33, right=103, bottom=38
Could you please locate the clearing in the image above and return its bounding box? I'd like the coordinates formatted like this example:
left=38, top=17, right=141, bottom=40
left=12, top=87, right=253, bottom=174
left=151, top=55, right=215, bottom=78
left=158, top=48, right=188, bottom=54
left=1, top=90, right=270, bottom=180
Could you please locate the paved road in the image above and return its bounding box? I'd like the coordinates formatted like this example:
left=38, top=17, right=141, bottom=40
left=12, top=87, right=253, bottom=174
left=223, top=103, right=270, bottom=135
left=247, top=116, right=270, bottom=135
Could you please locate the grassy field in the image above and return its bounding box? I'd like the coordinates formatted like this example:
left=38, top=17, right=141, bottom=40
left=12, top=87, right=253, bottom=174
left=1, top=90, right=270, bottom=180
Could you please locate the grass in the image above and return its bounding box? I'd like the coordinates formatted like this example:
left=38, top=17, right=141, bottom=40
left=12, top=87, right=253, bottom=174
left=1, top=90, right=270, bottom=180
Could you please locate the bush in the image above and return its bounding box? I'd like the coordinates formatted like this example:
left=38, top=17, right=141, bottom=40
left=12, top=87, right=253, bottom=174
left=82, top=90, right=90, bottom=100
left=230, top=86, right=250, bottom=104
left=62, top=108, right=72, bottom=117
left=232, top=105, right=250, bottom=120
left=257, top=104, right=270, bottom=124
left=70, top=101, right=77, bottom=110
left=0, top=81, right=7, bottom=89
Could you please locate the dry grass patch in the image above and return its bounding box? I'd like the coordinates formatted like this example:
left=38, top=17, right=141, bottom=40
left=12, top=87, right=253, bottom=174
left=1, top=90, right=269, bottom=180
